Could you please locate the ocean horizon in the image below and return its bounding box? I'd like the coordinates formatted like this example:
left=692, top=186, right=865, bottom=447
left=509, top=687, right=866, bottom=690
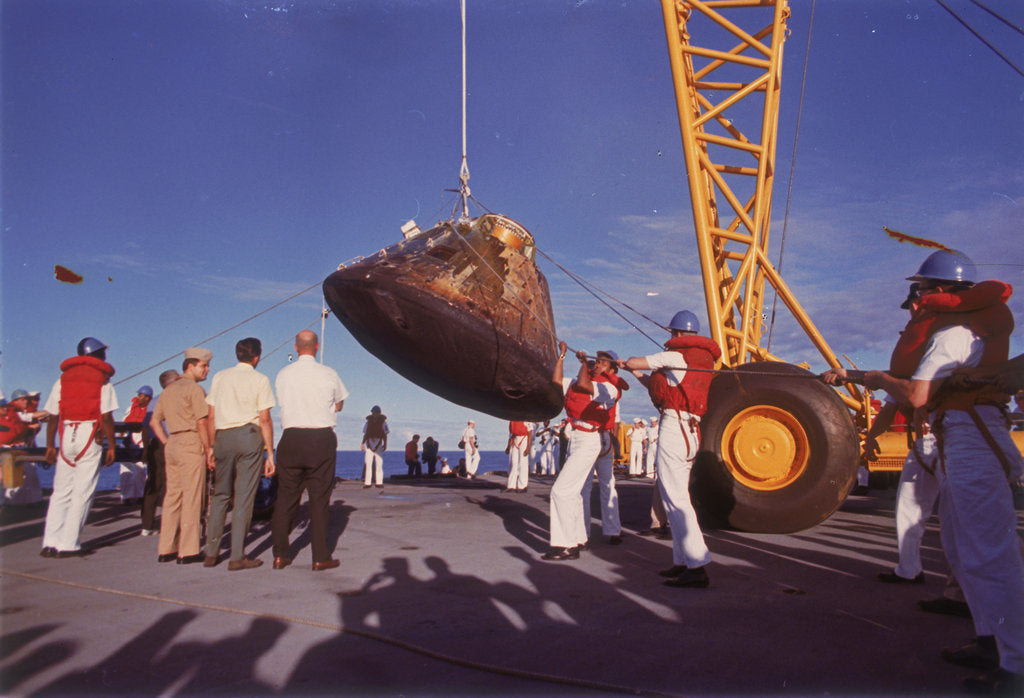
left=35, top=451, right=513, bottom=492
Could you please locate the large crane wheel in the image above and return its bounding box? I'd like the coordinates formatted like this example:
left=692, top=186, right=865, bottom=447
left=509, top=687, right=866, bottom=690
left=693, top=362, right=859, bottom=533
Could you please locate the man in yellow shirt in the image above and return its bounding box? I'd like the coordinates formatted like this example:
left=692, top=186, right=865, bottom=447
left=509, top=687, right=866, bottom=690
left=204, top=338, right=275, bottom=570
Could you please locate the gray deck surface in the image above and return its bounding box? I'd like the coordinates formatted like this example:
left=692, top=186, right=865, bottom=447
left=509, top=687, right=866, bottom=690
left=2, top=473, right=1016, bottom=697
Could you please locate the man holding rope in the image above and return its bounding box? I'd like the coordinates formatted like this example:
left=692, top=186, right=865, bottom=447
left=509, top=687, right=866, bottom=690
left=823, top=250, right=1023, bottom=694
left=619, top=310, right=721, bottom=589
left=542, top=341, right=627, bottom=561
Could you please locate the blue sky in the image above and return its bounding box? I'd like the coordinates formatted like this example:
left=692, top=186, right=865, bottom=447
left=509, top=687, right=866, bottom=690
left=2, top=0, right=1022, bottom=450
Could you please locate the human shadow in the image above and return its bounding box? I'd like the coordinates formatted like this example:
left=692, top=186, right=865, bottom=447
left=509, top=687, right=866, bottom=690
left=26, top=609, right=285, bottom=696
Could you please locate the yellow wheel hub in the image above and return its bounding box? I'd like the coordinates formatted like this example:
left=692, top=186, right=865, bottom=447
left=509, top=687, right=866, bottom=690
left=720, top=405, right=809, bottom=491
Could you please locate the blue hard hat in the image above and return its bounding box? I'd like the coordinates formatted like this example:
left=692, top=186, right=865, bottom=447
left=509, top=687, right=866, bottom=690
left=137, top=385, right=154, bottom=397
left=596, top=349, right=619, bottom=362
left=668, top=310, right=700, bottom=333
left=907, top=250, right=976, bottom=284
left=77, top=337, right=108, bottom=357
left=10, top=389, right=29, bottom=401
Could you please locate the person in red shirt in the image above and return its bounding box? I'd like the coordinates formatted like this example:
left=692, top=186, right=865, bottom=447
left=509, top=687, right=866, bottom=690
left=404, top=434, right=421, bottom=477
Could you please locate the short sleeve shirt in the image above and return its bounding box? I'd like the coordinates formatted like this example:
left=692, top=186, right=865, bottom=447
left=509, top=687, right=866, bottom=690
left=42, top=379, right=118, bottom=417
left=911, top=326, right=984, bottom=382
left=206, top=362, right=275, bottom=430
left=274, top=355, right=348, bottom=429
left=644, top=350, right=688, bottom=387
left=151, top=376, right=208, bottom=434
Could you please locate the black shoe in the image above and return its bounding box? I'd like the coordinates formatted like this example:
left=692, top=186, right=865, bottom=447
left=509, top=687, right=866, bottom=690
left=541, top=546, right=579, bottom=561
left=962, top=668, right=1022, bottom=695
left=942, top=637, right=999, bottom=671
left=658, top=564, right=688, bottom=578
left=157, top=553, right=177, bottom=563
left=664, top=566, right=709, bottom=588
left=578, top=540, right=591, bottom=552
left=500, top=488, right=514, bottom=493
left=39, top=547, right=57, bottom=558
left=56, top=549, right=87, bottom=558
left=877, top=570, right=924, bottom=584
left=362, top=484, right=371, bottom=489
left=176, top=553, right=205, bottom=565
left=918, top=597, right=972, bottom=619
left=608, top=535, right=622, bottom=545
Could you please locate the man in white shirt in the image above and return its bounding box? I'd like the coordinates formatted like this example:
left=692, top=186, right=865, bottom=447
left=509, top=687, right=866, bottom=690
left=837, top=251, right=1023, bottom=693
left=271, top=331, right=347, bottom=572
left=204, top=337, right=276, bottom=570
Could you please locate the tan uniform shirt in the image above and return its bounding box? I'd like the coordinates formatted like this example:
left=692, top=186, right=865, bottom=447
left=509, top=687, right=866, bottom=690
left=151, top=376, right=208, bottom=434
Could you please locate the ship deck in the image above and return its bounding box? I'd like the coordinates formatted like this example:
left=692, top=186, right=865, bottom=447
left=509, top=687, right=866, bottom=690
left=2, top=473, right=1013, bottom=696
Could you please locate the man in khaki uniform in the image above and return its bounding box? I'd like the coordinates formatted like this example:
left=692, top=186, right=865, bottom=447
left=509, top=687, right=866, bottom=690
left=150, top=347, right=213, bottom=565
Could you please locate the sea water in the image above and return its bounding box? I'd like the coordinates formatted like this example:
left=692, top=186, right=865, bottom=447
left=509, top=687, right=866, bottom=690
left=35, top=451, right=511, bottom=492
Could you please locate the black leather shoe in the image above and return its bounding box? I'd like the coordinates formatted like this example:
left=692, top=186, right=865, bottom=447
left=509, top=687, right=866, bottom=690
left=176, top=554, right=205, bottom=565
left=40, top=547, right=57, bottom=558
left=659, top=565, right=688, bottom=578
left=608, top=535, right=622, bottom=545
left=541, top=546, right=579, bottom=561
left=918, top=597, right=972, bottom=619
left=942, top=637, right=1000, bottom=671
left=877, top=570, right=924, bottom=584
left=664, top=566, right=710, bottom=588
left=962, top=668, right=1022, bottom=695
left=157, top=553, right=177, bottom=563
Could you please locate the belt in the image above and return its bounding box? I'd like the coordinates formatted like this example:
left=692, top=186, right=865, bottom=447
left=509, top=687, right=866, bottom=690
left=169, top=429, right=196, bottom=435
left=569, top=421, right=601, bottom=433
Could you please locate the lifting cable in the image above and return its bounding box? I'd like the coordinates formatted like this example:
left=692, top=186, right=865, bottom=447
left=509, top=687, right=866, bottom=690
left=936, top=0, right=1024, bottom=79
left=458, top=0, right=471, bottom=218
left=113, top=281, right=323, bottom=387
left=767, top=0, right=816, bottom=353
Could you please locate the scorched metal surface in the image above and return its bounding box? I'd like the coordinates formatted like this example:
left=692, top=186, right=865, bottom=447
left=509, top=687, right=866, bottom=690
left=323, top=214, right=563, bottom=421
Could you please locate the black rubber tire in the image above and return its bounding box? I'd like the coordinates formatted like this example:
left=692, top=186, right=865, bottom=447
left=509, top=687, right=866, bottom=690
left=692, top=362, right=859, bottom=533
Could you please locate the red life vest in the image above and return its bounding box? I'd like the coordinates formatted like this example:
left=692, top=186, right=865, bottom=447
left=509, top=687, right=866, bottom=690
left=0, top=412, right=27, bottom=446
left=364, top=413, right=387, bottom=440
left=564, top=373, right=628, bottom=431
left=646, top=335, right=722, bottom=416
left=125, top=396, right=148, bottom=423
left=509, top=421, right=530, bottom=436
left=58, top=356, right=115, bottom=421
left=889, top=280, right=1013, bottom=378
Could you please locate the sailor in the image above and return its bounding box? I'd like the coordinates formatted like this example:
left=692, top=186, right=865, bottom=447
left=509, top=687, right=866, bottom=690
left=361, top=405, right=388, bottom=488
left=504, top=421, right=532, bottom=493
left=645, top=416, right=659, bottom=477
left=39, top=337, right=119, bottom=558
left=140, top=369, right=180, bottom=536
left=461, top=420, right=480, bottom=478
left=149, top=349, right=213, bottom=565
left=118, top=385, right=153, bottom=504
left=580, top=354, right=626, bottom=547
left=827, top=250, right=1023, bottom=693
left=1, top=389, right=45, bottom=505
left=543, top=341, right=628, bottom=561
left=619, top=310, right=721, bottom=588
left=627, top=417, right=645, bottom=477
